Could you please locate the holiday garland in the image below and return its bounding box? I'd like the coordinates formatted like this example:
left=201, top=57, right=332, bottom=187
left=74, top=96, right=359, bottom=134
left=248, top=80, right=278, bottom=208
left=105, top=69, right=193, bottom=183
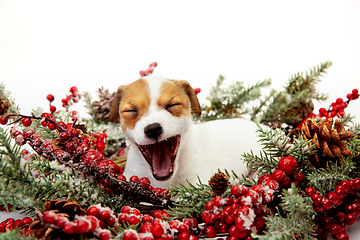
left=0, top=61, right=359, bottom=240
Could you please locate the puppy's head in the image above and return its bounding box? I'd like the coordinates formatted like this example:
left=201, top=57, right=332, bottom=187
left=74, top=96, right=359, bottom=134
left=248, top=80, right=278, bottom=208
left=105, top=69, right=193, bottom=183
left=109, top=76, right=201, bottom=181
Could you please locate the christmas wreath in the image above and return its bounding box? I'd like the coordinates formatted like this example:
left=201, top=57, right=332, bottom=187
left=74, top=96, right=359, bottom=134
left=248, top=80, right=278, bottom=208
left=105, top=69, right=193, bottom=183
left=0, top=61, right=359, bottom=240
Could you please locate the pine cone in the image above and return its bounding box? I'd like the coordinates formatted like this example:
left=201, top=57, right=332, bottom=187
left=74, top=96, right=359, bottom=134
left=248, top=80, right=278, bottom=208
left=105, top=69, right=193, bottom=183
left=29, top=200, right=86, bottom=240
left=0, top=97, right=10, bottom=115
left=92, top=87, right=115, bottom=122
left=301, top=118, right=354, bottom=168
left=208, top=171, right=230, bottom=196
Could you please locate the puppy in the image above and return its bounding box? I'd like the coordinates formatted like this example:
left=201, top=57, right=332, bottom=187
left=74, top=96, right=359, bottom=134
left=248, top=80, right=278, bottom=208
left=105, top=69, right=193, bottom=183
left=109, top=75, right=264, bottom=188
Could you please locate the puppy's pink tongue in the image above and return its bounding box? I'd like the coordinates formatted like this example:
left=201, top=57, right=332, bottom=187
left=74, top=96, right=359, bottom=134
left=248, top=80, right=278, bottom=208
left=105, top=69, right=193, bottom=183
left=152, top=141, right=172, bottom=179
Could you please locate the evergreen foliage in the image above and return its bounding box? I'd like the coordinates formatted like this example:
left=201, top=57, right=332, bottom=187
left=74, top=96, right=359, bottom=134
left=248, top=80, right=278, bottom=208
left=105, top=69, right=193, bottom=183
left=253, top=184, right=316, bottom=240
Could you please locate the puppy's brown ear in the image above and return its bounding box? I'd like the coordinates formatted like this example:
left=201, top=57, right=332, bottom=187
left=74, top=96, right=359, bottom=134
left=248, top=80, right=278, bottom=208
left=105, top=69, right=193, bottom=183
left=109, top=87, right=124, bottom=123
left=178, top=80, right=201, bottom=117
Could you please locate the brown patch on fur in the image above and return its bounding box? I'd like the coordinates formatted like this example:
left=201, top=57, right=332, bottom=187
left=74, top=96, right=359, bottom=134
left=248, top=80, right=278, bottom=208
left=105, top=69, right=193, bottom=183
left=157, top=81, right=192, bottom=117
left=166, top=80, right=201, bottom=117
left=110, top=79, right=151, bottom=131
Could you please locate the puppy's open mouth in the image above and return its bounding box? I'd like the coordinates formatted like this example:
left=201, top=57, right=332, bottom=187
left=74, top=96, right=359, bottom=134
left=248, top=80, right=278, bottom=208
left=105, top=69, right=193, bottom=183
left=136, top=135, right=180, bottom=180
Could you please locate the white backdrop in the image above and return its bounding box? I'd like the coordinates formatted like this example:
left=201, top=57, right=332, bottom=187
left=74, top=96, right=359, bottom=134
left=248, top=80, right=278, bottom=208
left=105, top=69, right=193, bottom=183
left=0, top=0, right=359, bottom=119
left=1, top=1, right=360, bottom=238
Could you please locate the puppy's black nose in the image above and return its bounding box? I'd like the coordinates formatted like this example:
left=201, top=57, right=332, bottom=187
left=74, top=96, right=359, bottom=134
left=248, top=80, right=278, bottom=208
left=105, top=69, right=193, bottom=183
left=144, top=122, right=163, bottom=141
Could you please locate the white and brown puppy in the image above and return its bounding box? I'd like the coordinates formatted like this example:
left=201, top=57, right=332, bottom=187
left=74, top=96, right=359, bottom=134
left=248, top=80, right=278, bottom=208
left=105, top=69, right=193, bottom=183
left=109, top=75, right=264, bottom=188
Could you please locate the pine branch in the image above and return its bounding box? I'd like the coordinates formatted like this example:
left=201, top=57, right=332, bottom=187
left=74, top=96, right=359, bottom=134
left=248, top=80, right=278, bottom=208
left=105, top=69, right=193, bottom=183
left=256, top=122, right=313, bottom=160
left=0, top=228, right=29, bottom=240
left=253, top=184, right=316, bottom=240
left=306, top=157, right=355, bottom=196
left=242, top=150, right=277, bottom=175
left=260, top=61, right=330, bottom=128
left=168, top=178, right=213, bottom=219
left=194, top=75, right=271, bottom=122
left=0, top=127, right=22, bottom=165
left=82, top=91, right=97, bottom=121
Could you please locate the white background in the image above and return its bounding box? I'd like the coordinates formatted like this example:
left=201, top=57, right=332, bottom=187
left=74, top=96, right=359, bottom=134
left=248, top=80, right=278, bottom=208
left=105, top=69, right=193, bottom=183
left=0, top=1, right=360, bottom=238
left=0, top=0, right=359, bottom=120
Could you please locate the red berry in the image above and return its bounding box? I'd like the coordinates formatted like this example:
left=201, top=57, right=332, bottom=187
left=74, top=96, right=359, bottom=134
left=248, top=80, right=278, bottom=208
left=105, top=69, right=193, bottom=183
left=22, top=118, right=32, bottom=127
left=96, top=142, right=106, bottom=151
left=194, top=88, right=201, bottom=95
left=87, top=206, right=100, bottom=217
left=213, top=196, right=223, bottom=207
left=205, top=225, right=217, bottom=238
left=235, top=217, right=245, bottom=231
left=100, top=210, right=111, bottom=221
left=321, top=197, right=333, bottom=210
left=63, top=223, right=75, bottom=234
left=272, top=169, right=286, bottom=182
left=50, top=105, right=56, bottom=113
left=42, top=211, right=56, bottom=224
left=140, top=177, right=151, bottom=188
left=118, top=214, right=129, bottom=224
left=353, top=93, right=359, bottom=100
left=47, top=122, right=56, bottom=131
left=347, top=93, right=353, bottom=100
left=295, top=172, right=304, bottom=182
left=22, top=217, right=33, bottom=225
left=352, top=89, right=359, bottom=95
left=123, top=230, right=139, bottom=240
left=97, top=160, right=110, bottom=174
left=107, top=216, right=116, bottom=227
left=65, top=141, right=76, bottom=152
left=336, top=98, right=343, bottom=104
left=14, top=219, right=24, bottom=227
left=67, top=127, right=77, bottom=136
left=327, top=192, right=341, bottom=206
left=336, top=232, right=349, bottom=240
left=0, top=116, right=9, bottom=125
left=70, top=86, right=78, bottom=94
left=257, top=174, right=273, bottom=185
left=311, top=193, right=322, bottom=204
left=117, top=174, right=127, bottom=181
left=59, top=132, right=70, bottom=141
left=265, top=179, right=279, bottom=191
left=329, top=222, right=341, bottom=235
left=75, top=219, right=90, bottom=234
left=128, top=215, right=141, bottom=225
left=99, top=230, right=111, bottom=240
left=46, top=94, right=54, bottom=102
left=130, top=175, right=140, bottom=183
left=345, top=213, right=356, bottom=225
left=278, top=156, right=297, bottom=175
left=56, top=216, right=68, bottom=228
left=205, top=201, right=214, bottom=210
left=151, top=223, right=164, bottom=238
left=178, top=231, right=190, bottom=240
left=121, top=206, right=131, bottom=214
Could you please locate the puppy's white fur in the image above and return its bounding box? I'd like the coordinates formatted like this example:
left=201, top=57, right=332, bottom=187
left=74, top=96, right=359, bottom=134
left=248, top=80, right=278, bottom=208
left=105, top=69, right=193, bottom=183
left=110, top=75, right=264, bottom=188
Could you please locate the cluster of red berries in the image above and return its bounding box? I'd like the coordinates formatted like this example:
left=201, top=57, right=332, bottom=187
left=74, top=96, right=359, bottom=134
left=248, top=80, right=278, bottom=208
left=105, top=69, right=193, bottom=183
left=140, top=62, right=158, bottom=77
left=320, top=88, right=359, bottom=118
left=3, top=111, right=171, bottom=205
left=0, top=216, right=33, bottom=234
left=40, top=205, right=112, bottom=240
left=120, top=205, right=199, bottom=240
left=201, top=156, right=299, bottom=239
left=60, top=86, right=81, bottom=110
left=90, top=132, right=108, bottom=152
left=305, top=179, right=360, bottom=240
left=297, top=88, right=359, bottom=128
